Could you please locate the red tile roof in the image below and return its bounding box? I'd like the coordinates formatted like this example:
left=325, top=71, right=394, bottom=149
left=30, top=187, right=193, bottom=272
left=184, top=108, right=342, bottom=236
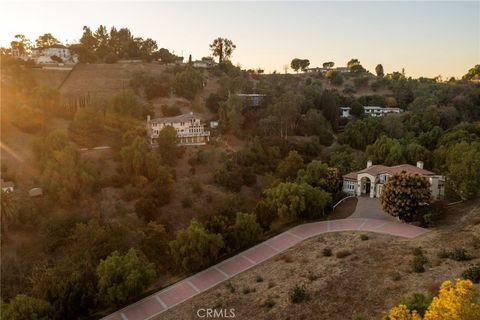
left=343, top=164, right=437, bottom=180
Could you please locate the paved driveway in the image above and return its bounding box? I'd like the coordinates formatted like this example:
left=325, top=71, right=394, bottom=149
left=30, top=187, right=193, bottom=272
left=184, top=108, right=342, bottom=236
left=102, top=216, right=427, bottom=320
left=348, top=196, right=397, bottom=221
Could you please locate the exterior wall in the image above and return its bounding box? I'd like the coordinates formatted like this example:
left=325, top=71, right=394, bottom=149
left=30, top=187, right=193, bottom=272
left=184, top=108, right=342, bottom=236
left=148, top=117, right=210, bottom=146
left=342, top=179, right=357, bottom=195
left=357, top=173, right=377, bottom=198
left=429, top=176, right=445, bottom=199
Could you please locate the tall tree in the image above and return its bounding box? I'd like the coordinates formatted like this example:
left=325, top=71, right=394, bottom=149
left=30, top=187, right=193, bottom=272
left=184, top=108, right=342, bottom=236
left=323, top=61, right=335, bottom=68
left=209, top=37, right=236, bottom=63
left=2, top=294, right=53, bottom=320
left=96, top=248, right=156, bottom=306
left=169, top=219, right=224, bottom=272
left=35, top=33, right=60, bottom=47
left=69, top=107, right=104, bottom=147
left=375, top=64, right=384, bottom=77
left=268, top=92, right=303, bottom=139
left=10, top=34, right=31, bottom=55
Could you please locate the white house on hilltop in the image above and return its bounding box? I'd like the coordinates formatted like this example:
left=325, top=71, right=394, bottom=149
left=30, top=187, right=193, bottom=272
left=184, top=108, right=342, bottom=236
left=343, top=161, right=445, bottom=199
left=31, top=45, right=78, bottom=64
left=146, top=112, right=210, bottom=146
left=340, top=106, right=403, bottom=118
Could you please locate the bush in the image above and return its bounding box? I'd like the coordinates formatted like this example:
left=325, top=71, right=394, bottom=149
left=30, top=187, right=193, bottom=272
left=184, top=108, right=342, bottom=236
left=161, top=104, right=182, bottom=117
left=263, top=297, right=276, bottom=308
left=448, top=248, right=473, bottom=261
left=400, top=292, right=432, bottom=316
left=289, top=284, right=307, bottom=303
left=461, top=265, right=480, bottom=283
left=412, top=254, right=428, bottom=273
left=255, top=275, right=263, bottom=283
left=322, top=248, right=333, bottom=257
left=360, top=234, right=369, bottom=241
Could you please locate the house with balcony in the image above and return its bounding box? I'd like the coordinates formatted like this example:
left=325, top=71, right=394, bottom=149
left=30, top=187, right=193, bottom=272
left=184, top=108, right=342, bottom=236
left=342, top=161, right=444, bottom=199
left=340, top=106, right=403, bottom=118
left=146, top=112, right=210, bottom=146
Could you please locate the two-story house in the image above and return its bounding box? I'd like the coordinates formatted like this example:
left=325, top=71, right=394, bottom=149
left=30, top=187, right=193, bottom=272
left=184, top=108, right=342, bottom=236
left=146, top=112, right=210, bottom=146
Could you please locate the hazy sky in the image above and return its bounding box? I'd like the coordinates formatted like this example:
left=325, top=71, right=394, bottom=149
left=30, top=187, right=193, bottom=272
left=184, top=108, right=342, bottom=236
left=1, top=1, right=478, bottom=78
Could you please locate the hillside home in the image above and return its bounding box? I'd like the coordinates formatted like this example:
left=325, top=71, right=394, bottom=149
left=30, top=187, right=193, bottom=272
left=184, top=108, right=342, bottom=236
left=193, top=57, right=217, bottom=69
left=343, top=161, right=444, bottom=199
left=305, top=66, right=350, bottom=74
left=31, top=45, right=78, bottom=64
left=146, top=112, right=210, bottom=146
left=340, top=106, right=403, bottom=118
left=236, top=93, right=266, bottom=107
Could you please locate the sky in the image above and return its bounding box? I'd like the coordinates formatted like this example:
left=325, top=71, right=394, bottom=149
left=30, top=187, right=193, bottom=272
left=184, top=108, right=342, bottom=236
left=0, top=1, right=479, bottom=78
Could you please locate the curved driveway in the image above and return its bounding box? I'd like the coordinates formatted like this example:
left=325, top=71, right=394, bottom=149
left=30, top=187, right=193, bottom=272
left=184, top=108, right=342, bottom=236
left=102, top=214, right=428, bottom=320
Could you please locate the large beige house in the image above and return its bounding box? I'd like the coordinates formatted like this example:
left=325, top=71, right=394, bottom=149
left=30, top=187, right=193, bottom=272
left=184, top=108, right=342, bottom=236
left=343, top=161, right=445, bottom=199
left=146, top=112, right=210, bottom=146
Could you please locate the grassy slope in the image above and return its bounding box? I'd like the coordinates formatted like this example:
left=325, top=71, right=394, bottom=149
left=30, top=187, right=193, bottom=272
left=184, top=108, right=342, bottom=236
left=157, top=200, right=480, bottom=320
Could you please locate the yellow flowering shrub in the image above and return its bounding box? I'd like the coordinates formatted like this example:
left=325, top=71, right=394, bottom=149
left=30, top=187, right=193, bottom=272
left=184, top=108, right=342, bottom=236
left=423, top=279, right=480, bottom=320
left=383, top=304, right=422, bottom=320
left=384, top=280, right=480, bottom=320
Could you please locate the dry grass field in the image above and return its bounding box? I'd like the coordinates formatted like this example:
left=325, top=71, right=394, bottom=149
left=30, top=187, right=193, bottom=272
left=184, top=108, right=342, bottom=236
left=156, top=200, right=480, bottom=320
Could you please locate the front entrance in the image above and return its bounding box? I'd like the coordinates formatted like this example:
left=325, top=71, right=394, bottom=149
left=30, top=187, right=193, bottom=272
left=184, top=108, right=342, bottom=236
left=365, top=181, right=371, bottom=195
left=359, top=176, right=374, bottom=198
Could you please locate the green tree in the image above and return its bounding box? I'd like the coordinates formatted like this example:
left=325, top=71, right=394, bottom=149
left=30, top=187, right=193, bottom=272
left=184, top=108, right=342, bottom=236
left=265, top=182, right=331, bottom=222
left=296, top=160, right=329, bottom=188
left=321, top=90, right=339, bottom=130
left=209, top=37, right=236, bottom=63
left=268, top=92, right=303, bottom=139
left=290, top=58, right=301, bottom=73
left=219, top=95, right=245, bottom=133
left=157, top=126, right=179, bottom=166
left=108, top=90, right=146, bottom=118
left=328, top=145, right=361, bottom=175
left=35, top=33, right=60, bottom=47
left=462, top=64, right=480, bottom=80
left=350, top=101, right=364, bottom=117
left=323, top=61, right=334, bottom=68
left=121, top=137, right=150, bottom=178
left=169, top=219, right=224, bottom=272
left=41, top=145, right=98, bottom=205
left=174, top=67, right=203, bottom=100
left=10, top=34, right=31, bottom=55
left=375, top=64, right=384, bottom=77
left=277, top=150, right=305, bottom=181
left=230, top=212, right=262, bottom=250
left=2, top=295, right=53, bottom=320
left=380, top=172, right=432, bottom=222
left=97, top=248, right=156, bottom=306
left=444, top=141, right=480, bottom=200
left=69, top=107, right=104, bottom=147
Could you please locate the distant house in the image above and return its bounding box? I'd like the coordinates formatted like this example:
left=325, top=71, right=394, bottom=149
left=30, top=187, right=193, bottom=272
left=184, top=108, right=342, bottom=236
left=340, top=106, right=403, bottom=118
left=236, top=93, right=266, bottom=107
left=193, top=57, right=217, bottom=69
left=31, top=45, right=78, bottom=64
left=305, top=66, right=350, bottom=74
left=0, top=179, right=14, bottom=193
left=343, top=161, right=444, bottom=199
left=146, top=112, right=210, bottom=146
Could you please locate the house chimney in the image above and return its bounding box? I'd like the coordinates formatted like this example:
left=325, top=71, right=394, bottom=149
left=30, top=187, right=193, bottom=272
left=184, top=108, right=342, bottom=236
left=417, top=161, right=424, bottom=169
left=147, top=115, right=151, bottom=122
left=367, top=160, right=372, bottom=168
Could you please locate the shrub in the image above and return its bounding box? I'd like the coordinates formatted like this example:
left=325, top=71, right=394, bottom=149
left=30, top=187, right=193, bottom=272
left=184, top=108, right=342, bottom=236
left=242, top=287, right=251, bottom=294
left=289, top=284, right=307, bottom=303
left=461, top=265, right=480, bottom=283
left=161, top=104, right=182, bottom=117
left=360, top=234, right=369, bottom=241
left=225, top=281, right=236, bottom=293
left=400, top=292, right=432, bottom=316
left=448, top=248, right=473, bottom=261
left=255, top=275, right=263, bottom=283
left=268, top=281, right=276, bottom=288
left=336, top=250, right=351, bottom=259
left=263, top=297, right=276, bottom=308
left=323, top=248, right=333, bottom=257
left=412, top=254, right=428, bottom=273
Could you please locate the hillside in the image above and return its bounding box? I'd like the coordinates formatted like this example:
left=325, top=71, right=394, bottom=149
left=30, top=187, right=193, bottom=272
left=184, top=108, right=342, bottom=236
left=59, top=62, right=167, bottom=99
left=157, top=200, right=480, bottom=320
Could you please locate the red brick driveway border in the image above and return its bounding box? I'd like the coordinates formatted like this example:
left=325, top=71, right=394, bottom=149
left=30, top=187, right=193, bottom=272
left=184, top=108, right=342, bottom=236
left=101, top=218, right=428, bottom=320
